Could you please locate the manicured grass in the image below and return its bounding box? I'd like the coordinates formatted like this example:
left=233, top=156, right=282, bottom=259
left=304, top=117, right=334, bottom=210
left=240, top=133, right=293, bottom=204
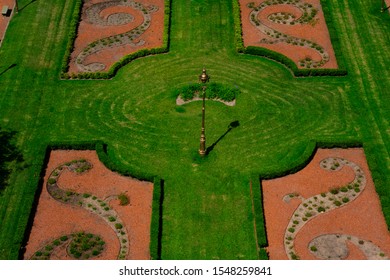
left=0, top=0, right=389, bottom=259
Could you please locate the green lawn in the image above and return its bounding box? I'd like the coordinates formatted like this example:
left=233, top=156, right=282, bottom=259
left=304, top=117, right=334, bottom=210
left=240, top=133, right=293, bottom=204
left=0, top=0, right=389, bottom=259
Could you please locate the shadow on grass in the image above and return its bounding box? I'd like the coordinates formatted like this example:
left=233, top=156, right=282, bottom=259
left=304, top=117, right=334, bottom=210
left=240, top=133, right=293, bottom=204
left=19, top=0, right=38, bottom=13
left=0, top=64, right=17, bottom=77
left=0, top=128, right=24, bottom=193
left=206, top=120, right=240, bottom=155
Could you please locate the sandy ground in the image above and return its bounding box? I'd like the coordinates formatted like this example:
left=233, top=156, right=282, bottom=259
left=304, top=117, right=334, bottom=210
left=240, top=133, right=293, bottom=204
left=240, top=0, right=338, bottom=68
left=23, top=150, right=153, bottom=260
left=262, top=148, right=390, bottom=259
left=69, top=0, right=164, bottom=73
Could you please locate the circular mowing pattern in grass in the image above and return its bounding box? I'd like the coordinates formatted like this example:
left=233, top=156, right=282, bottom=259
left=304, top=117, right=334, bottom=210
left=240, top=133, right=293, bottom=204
left=247, top=0, right=329, bottom=68
left=283, top=157, right=367, bottom=260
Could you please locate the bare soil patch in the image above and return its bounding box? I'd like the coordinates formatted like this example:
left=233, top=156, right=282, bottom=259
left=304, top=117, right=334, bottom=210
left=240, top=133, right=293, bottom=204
left=23, top=150, right=153, bottom=260
left=240, top=0, right=338, bottom=69
left=68, top=0, right=164, bottom=73
left=262, top=148, right=390, bottom=259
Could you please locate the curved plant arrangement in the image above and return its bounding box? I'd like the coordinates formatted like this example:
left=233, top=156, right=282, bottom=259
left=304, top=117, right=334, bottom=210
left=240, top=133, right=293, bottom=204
left=76, top=0, right=158, bottom=72
left=247, top=0, right=328, bottom=68
left=175, top=82, right=240, bottom=106
left=61, top=0, right=171, bottom=79
left=283, top=157, right=388, bottom=260
left=40, top=159, right=129, bottom=259
left=30, top=232, right=105, bottom=260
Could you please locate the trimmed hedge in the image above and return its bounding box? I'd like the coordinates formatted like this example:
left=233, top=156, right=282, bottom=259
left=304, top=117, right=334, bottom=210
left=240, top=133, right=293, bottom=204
left=260, top=139, right=362, bottom=180
left=232, top=0, right=244, bottom=53
left=61, top=0, right=171, bottom=80
left=149, top=178, right=164, bottom=260
left=233, top=0, right=348, bottom=77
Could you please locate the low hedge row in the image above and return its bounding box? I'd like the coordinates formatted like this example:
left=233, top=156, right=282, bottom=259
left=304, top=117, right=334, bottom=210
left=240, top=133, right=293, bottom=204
left=60, top=0, right=171, bottom=79
left=244, top=46, right=347, bottom=77
left=232, top=0, right=245, bottom=53
left=232, top=0, right=348, bottom=77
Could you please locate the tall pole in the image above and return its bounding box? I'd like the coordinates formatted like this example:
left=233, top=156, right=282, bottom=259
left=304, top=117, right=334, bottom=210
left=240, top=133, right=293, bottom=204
left=199, top=68, right=209, bottom=156
left=15, top=0, right=18, bottom=13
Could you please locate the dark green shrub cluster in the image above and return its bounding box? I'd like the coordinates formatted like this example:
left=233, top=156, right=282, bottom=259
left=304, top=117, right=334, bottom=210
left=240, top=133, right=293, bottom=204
left=60, top=0, right=82, bottom=76
left=176, top=82, right=239, bottom=102
left=68, top=232, right=105, bottom=259
left=61, top=0, right=171, bottom=79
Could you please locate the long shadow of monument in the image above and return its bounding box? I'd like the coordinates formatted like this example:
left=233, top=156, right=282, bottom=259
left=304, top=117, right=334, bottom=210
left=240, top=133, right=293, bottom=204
left=206, top=120, right=240, bottom=155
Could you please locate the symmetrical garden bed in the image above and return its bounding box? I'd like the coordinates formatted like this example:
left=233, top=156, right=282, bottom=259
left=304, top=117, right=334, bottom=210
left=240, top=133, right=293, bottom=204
left=23, top=150, right=153, bottom=260
left=68, top=0, right=165, bottom=74
left=239, top=0, right=338, bottom=69
left=261, top=148, right=390, bottom=260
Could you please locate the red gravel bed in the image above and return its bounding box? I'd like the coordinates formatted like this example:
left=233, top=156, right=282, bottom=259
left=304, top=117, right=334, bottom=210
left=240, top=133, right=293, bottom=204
left=23, top=150, right=154, bottom=260
left=0, top=0, right=14, bottom=46
left=68, top=0, right=164, bottom=73
left=261, top=148, right=390, bottom=259
left=240, top=0, right=338, bottom=69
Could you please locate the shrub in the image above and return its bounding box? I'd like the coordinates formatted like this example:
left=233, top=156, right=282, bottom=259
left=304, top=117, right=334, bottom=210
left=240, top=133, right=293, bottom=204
left=108, top=216, right=116, bottom=222
left=118, top=193, right=130, bottom=206
left=47, top=178, right=56, bottom=185
left=115, top=223, right=123, bottom=229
